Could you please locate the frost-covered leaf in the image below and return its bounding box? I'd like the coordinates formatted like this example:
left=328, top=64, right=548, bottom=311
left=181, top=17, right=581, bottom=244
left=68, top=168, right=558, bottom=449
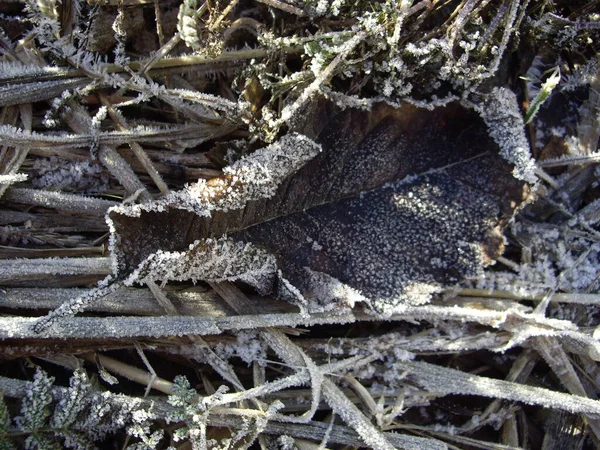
left=109, top=100, right=530, bottom=312
left=50, top=370, right=90, bottom=430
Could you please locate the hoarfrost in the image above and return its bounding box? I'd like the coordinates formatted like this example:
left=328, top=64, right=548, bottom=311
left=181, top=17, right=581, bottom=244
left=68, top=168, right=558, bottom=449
left=190, top=132, right=321, bottom=212
left=474, top=222, right=600, bottom=296
left=214, top=331, right=266, bottom=366
left=4, top=188, right=117, bottom=215
left=0, top=123, right=217, bottom=150
left=126, top=237, right=278, bottom=296
left=0, top=257, right=111, bottom=279
left=0, top=173, right=27, bottom=185
left=32, top=280, right=121, bottom=333
left=0, top=61, right=68, bottom=80
left=32, top=157, right=109, bottom=193
left=475, top=88, right=537, bottom=183
left=105, top=133, right=321, bottom=296
left=100, top=100, right=530, bottom=318
left=401, top=360, right=600, bottom=415
left=110, top=133, right=321, bottom=219
left=36, top=100, right=528, bottom=330
left=299, top=269, right=368, bottom=311
left=238, top=171, right=504, bottom=314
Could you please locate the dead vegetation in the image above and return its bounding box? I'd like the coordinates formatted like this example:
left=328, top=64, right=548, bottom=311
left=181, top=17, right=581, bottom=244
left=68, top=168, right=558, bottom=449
left=0, top=0, right=600, bottom=449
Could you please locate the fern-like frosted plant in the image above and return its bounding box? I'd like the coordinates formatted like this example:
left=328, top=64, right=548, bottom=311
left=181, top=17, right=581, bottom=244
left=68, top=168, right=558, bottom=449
left=165, top=376, right=284, bottom=450
left=13, top=369, right=57, bottom=450
left=0, top=396, right=16, bottom=450
left=4, top=368, right=159, bottom=449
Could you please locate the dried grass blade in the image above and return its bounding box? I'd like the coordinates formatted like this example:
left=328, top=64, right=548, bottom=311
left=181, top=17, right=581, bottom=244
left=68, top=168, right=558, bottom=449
left=0, top=79, right=89, bottom=107
left=0, top=123, right=215, bottom=150
left=399, top=360, right=600, bottom=415
left=0, top=257, right=111, bottom=284
left=0, top=105, right=30, bottom=198
left=0, top=287, right=232, bottom=316
left=99, top=92, right=170, bottom=195
left=0, top=373, right=443, bottom=448
left=3, top=188, right=117, bottom=215
left=80, top=353, right=175, bottom=395
left=212, top=282, right=426, bottom=449
left=534, top=336, right=600, bottom=440
left=255, top=0, right=306, bottom=16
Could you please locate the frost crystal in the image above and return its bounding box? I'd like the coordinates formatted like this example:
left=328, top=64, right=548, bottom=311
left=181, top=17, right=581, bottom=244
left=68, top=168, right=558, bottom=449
left=299, top=268, right=368, bottom=311
left=214, top=331, right=267, bottom=366
left=15, top=368, right=54, bottom=432
left=107, top=133, right=321, bottom=284
left=474, top=222, right=600, bottom=300
left=186, top=132, right=321, bottom=212
left=238, top=172, right=504, bottom=313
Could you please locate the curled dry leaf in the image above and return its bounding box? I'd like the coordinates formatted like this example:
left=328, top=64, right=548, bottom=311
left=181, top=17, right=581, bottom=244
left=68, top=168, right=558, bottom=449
left=108, top=99, right=531, bottom=314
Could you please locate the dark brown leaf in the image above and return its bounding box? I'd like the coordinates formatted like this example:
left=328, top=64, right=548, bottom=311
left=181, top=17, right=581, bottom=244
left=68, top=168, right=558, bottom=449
left=109, top=100, right=530, bottom=312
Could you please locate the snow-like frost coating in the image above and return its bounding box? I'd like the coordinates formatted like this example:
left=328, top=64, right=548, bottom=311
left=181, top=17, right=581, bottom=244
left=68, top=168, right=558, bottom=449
left=109, top=133, right=321, bottom=219
left=278, top=267, right=369, bottom=313
left=34, top=134, right=321, bottom=331
left=475, top=88, right=538, bottom=183
left=0, top=173, right=27, bottom=185
left=126, top=237, right=278, bottom=295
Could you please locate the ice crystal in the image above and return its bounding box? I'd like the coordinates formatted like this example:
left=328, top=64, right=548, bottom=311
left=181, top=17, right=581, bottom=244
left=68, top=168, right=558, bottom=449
left=2, top=1, right=596, bottom=448
left=106, top=133, right=321, bottom=281
left=32, top=278, right=119, bottom=333
left=15, top=368, right=54, bottom=433
left=0, top=61, right=67, bottom=80
left=214, top=331, right=267, bottom=366
left=102, top=100, right=529, bottom=318
left=0, top=367, right=165, bottom=448
left=238, top=170, right=505, bottom=315
left=401, top=360, right=600, bottom=415
left=284, top=268, right=369, bottom=312
left=525, top=67, right=561, bottom=124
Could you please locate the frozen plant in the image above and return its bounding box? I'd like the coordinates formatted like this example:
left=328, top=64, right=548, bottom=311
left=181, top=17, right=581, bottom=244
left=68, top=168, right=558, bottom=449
left=110, top=133, right=321, bottom=219
left=524, top=67, right=561, bottom=124
left=5, top=367, right=154, bottom=449
left=0, top=173, right=27, bottom=186
left=177, top=0, right=202, bottom=51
